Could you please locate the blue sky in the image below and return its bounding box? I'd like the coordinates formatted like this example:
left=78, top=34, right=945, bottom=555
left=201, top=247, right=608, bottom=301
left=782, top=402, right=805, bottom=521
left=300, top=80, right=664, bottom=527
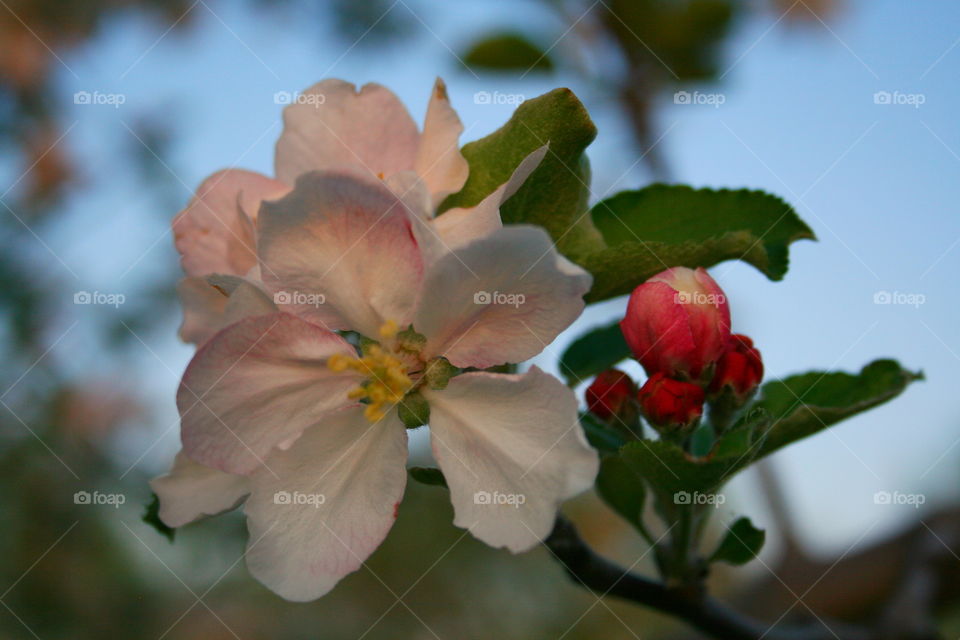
left=36, top=0, right=960, bottom=555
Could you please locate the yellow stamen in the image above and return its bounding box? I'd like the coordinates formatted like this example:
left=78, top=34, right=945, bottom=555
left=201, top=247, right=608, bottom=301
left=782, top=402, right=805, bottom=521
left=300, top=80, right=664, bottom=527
left=326, top=321, right=415, bottom=422
left=379, top=319, right=399, bottom=340
left=327, top=353, right=350, bottom=372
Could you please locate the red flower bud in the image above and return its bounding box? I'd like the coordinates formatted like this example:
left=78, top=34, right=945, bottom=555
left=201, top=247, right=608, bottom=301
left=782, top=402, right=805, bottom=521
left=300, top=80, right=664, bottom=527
left=585, top=369, right=636, bottom=421
left=709, top=334, right=764, bottom=400
left=637, top=373, right=704, bottom=430
left=620, top=267, right=731, bottom=381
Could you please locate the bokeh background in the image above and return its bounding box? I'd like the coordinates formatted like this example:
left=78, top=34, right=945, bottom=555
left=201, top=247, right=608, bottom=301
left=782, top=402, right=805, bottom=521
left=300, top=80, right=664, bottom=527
left=2, top=0, right=959, bottom=637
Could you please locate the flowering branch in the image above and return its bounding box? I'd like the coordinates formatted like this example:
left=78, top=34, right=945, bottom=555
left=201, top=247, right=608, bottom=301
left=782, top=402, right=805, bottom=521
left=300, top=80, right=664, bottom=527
left=544, top=515, right=875, bottom=640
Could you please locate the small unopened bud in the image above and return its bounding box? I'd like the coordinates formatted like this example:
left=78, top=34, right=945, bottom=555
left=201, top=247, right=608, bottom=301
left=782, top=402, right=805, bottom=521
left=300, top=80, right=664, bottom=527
left=585, top=369, right=636, bottom=422
left=709, top=334, right=763, bottom=402
left=620, top=267, right=731, bottom=382
left=637, top=373, right=704, bottom=432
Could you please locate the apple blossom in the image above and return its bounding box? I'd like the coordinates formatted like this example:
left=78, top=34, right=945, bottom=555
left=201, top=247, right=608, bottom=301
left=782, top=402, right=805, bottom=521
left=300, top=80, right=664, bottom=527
left=172, top=78, right=547, bottom=344
left=153, top=169, right=598, bottom=601
left=620, top=266, right=731, bottom=382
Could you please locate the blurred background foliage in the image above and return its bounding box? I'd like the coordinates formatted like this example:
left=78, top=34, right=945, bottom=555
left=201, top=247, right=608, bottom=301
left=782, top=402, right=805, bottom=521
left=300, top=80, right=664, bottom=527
left=2, top=0, right=959, bottom=638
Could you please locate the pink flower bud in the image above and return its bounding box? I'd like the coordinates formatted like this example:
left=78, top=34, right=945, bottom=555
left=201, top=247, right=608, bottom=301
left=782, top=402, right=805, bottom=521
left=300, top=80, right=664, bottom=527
left=585, top=369, right=636, bottom=421
left=620, top=267, right=731, bottom=381
left=709, top=334, right=764, bottom=400
left=637, top=373, right=704, bottom=430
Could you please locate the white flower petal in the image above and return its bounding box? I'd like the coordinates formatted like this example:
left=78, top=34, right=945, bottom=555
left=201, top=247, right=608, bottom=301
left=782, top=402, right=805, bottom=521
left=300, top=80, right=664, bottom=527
left=179, top=313, right=362, bottom=475
left=415, top=78, right=468, bottom=207
left=258, top=171, right=426, bottom=337
left=415, top=225, right=591, bottom=369
left=173, top=169, right=288, bottom=277
left=177, top=277, right=228, bottom=345
left=433, top=145, right=547, bottom=250
left=177, top=276, right=277, bottom=345
left=150, top=451, right=249, bottom=527
left=274, top=79, right=419, bottom=185
left=244, top=407, right=408, bottom=601
left=423, top=368, right=599, bottom=552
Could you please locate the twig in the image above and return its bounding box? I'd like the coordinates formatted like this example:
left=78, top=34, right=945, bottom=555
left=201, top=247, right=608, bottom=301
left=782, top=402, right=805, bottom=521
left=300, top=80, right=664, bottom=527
left=544, top=515, right=872, bottom=640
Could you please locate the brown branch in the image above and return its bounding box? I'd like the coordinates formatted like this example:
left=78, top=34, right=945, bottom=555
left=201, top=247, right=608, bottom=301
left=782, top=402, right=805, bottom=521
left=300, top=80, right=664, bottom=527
left=544, top=515, right=873, bottom=640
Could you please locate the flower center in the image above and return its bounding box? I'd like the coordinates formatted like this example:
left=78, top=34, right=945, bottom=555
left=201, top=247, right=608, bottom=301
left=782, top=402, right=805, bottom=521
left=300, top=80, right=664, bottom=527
left=328, top=321, right=420, bottom=422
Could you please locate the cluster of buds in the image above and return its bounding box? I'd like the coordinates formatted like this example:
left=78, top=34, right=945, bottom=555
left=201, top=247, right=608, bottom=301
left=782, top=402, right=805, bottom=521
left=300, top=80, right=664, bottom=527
left=586, top=267, right=764, bottom=439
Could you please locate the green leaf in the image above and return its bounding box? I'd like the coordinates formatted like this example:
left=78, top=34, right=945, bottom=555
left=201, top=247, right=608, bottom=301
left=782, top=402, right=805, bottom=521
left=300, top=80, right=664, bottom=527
left=620, top=360, right=919, bottom=498
left=559, top=321, right=631, bottom=385
left=142, top=494, right=175, bottom=542
left=583, top=185, right=815, bottom=301
left=710, top=517, right=765, bottom=565
left=596, top=455, right=646, bottom=530
left=754, top=359, right=923, bottom=458
left=463, top=32, right=553, bottom=72
left=579, top=412, right=628, bottom=454
left=409, top=466, right=448, bottom=488
left=620, top=439, right=742, bottom=497
left=439, top=88, right=603, bottom=259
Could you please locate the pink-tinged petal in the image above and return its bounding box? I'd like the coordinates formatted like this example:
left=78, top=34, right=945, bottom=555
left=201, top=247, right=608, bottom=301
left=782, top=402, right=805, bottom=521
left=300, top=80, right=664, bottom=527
left=177, top=277, right=228, bottom=345
left=244, top=407, right=408, bottom=601
left=433, top=146, right=547, bottom=250
left=687, top=267, right=731, bottom=367
left=423, top=368, right=598, bottom=552
left=274, top=80, right=419, bottom=185
left=173, top=169, right=289, bottom=277
left=177, top=276, right=277, bottom=345
left=384, top=170, right=432, bottom=223
left=620, top=280, right=696, bottom=375
left=415, top=225, right=591, bottom=369
left=178, top=313, right=362, bottom=475
left=415, top=78, right=468, bottom=207
left=623, top=267, right=731, bottom=379
left=258, top=171, right=425, bottom=337
left=149, top=451, right=249, bottom=527
left=216, top=276, right=278, bottom=326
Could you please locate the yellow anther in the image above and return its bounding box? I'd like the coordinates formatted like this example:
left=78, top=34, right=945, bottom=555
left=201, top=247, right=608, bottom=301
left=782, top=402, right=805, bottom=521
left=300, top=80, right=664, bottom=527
left=364, top=404, right=386, bottom=422
left=327, top=329, right=416, bottom=423
left=347, top=387, right=368, bottom=400
left=379, top=320, right=399, bottom=340
left=327, top=353, right=350, bottom=372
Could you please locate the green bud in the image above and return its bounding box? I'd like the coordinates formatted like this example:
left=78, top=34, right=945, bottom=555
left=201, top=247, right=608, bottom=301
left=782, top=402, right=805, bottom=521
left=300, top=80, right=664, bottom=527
left=397, top=392, right=430, bottom=428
